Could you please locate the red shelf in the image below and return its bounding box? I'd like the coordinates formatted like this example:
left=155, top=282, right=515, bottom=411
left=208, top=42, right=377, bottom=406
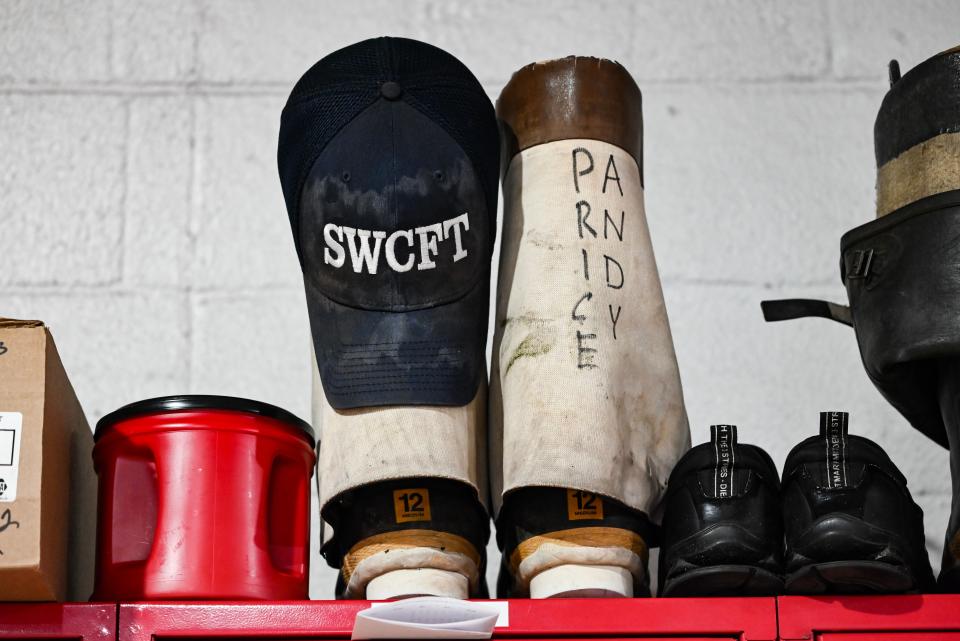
left=8, top=595, right=960, bottom=640
left=0, top=603, right=116, bottom=641
left=778, top=595, right=960, bottom=640
left=118, top=598, right=778, bottom=641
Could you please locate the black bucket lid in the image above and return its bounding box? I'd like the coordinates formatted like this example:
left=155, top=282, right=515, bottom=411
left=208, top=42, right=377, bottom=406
left=95, top=395, right=315, bottom=445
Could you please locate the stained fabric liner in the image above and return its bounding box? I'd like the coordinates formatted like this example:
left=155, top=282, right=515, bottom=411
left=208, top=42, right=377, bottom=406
left=489, top=138, right=690, bottom=516
left=312, top=369, right=489, bottom=512
left=311, top=354, right=490, bottom=597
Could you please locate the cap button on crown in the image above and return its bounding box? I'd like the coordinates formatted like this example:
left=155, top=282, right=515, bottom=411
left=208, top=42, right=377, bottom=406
left=380, top=81, right=403, bottom=100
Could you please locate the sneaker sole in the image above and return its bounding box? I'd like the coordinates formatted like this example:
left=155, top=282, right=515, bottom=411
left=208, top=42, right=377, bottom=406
left=661, top=564, right=784, bottom=597
left=786, top=560, right=917, bottom=594
left=785, top=513, right=926, bottom=593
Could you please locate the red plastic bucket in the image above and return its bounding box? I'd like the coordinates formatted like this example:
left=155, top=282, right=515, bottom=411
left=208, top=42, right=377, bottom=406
left=91, top=395, right=316, bottom=600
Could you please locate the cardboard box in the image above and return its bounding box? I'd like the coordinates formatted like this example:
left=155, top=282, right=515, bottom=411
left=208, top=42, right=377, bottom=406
left=0, top=318, right=96, bottom=601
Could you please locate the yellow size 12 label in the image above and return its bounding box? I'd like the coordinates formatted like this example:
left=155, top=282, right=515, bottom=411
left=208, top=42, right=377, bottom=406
left=393, top=488, right=431, bottom=523
left=567, top=489, right=604, bottom=520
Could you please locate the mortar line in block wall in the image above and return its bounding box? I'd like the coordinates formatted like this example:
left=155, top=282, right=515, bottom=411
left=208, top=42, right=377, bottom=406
left=0, top=83, right=290, bottom=97
left=658, top=276, right=840, bottom=289
left=0, top=277, right=836, bottom=296
left=0, top=76, right=890, bottom=97
left=0, top=284, right=305, bottom=298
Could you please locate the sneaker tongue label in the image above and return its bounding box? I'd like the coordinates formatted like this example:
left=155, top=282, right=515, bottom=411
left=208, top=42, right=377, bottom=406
left=710, top=424, right=737, bottom=498
left=820, top=411, right=850, bottom=488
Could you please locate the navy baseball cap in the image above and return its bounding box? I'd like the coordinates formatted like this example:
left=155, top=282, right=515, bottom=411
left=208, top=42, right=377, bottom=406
left=278, top=37, right=499, bottom=410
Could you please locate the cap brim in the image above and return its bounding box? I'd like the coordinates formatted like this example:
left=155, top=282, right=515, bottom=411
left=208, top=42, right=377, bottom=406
left=306, top=276, right=488, bottom=410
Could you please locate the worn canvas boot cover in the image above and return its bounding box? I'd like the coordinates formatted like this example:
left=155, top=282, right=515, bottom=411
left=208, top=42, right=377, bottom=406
left=761, top=47, right=960, bottom=589
left=658, top=425, right=784, bottom=597
left=312, top=354, right=490, bottom=599
left=490, top=57, right=690, bottom=597
left=781, top=412, right=935, bottom=594
left=279, top=38, right=500, bottom=599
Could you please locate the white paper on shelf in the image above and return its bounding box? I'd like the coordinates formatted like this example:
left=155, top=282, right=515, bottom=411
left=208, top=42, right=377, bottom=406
left=352, top=597, right=504, bottom=640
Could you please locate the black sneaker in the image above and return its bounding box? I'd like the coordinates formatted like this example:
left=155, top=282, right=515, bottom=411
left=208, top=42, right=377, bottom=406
left=658, top=425, right=784, bottom=596
left=781, top=411, right=935, bottom=594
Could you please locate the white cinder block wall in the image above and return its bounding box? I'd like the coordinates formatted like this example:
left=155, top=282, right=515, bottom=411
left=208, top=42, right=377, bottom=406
left=2, top=0, right=958, bottom=598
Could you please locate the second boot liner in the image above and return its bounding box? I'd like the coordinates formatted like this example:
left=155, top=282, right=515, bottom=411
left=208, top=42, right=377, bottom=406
left=490, top=55, right=690, bottom=598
